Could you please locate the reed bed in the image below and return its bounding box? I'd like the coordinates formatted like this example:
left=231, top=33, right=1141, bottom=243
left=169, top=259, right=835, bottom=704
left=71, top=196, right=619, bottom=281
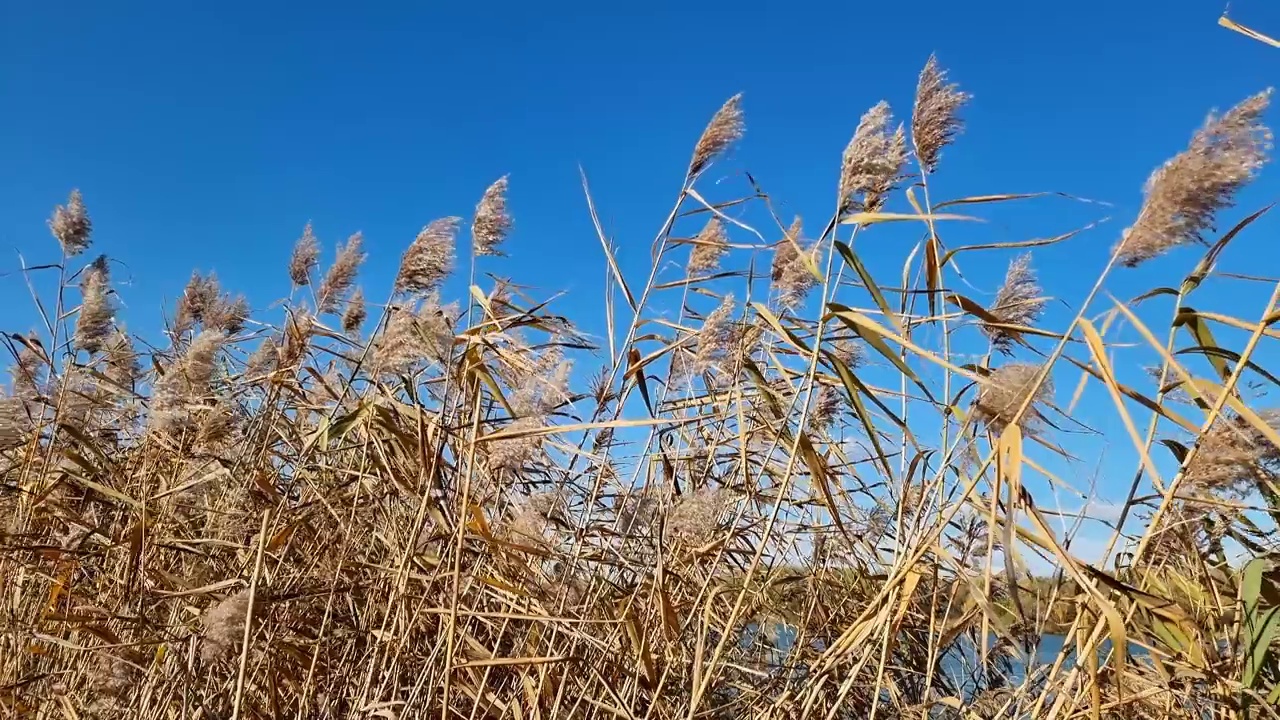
left=3, top=56, right=1280, bottom=720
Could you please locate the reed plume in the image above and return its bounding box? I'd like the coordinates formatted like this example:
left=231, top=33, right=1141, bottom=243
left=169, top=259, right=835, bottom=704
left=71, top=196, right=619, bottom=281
left=1117, top=90, right=1272, bottom=267
left=49, top=189, right=92, bottom=256
left=472, top=176, right=513, bottom=257
left=289, top=222, right=321, bottom=286
left=912, top=54, right=970, bottom=174
left=689, top=94, right=745, bottom=177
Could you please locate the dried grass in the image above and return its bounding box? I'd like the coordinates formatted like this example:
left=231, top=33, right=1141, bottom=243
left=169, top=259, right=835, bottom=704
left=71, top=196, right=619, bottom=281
left=3, top=75, right=1278, bottom=720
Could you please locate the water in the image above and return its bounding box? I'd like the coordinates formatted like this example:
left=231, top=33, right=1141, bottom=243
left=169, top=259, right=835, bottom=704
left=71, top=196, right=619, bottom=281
left=742, top=624, right=1142, bottom=695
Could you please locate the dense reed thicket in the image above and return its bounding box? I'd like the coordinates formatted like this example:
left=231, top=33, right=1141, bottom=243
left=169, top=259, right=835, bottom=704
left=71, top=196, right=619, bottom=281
left=4, top=55, right=1280, bottom=720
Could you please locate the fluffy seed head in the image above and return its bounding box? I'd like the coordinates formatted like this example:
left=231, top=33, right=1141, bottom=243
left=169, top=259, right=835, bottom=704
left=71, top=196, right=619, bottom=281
left=687, top=218, right=729, bottom=276
left=342, top=286, right=367, bottom=336
left=150, top=330, right=223, bottom=434
left=104, top=329, right=140, bottom=390
left=74, top=256, right=115, bottom=354
left=1117, top=90, right=1272, bottom=267
left=666, top=487, right=729, bottom=545
left=689, top=94, right=745, bottom=177
left=245, top=337, right=278, bottom=378
left=289, top=222, right=321, bottom=286
left=771, top=218, right=818, bottom=309
left=206, top=295, right=249, bottom=335
left=809, top=384, right=842, bottom=432
left=49, top=189, right=92, bottom=256
left=370, top=299, right=456, bottom=376
left=840, top=102, right=909, bottom=213
left=174, top=272, right=221, bottom=335
left=201, top=590, right=254, bottom=663
left=689, top=295, right=741, bottom=379
left=830, top=338, right=866, bottom=369
left=317, top=232, right=366, bottom=314
left=396, top=218, right=459, bottom=296
left=982, top=254, right=1046, bottom=355
left=974, top=363, right=1053, bottom=433
left=1183, top=411, right=1280, bottom=496
left=912, top=55, right=970, bottom=174
left=472, top=176, right=513, bottom=257
left=10, top=339, right=46, bottom=402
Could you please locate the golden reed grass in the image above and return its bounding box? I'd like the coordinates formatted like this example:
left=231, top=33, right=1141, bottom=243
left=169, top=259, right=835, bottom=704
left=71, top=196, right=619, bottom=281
left=3, top=57, right=1280, bottom=720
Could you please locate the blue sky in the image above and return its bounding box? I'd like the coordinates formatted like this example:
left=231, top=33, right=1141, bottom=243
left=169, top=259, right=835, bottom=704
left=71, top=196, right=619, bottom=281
left=3, top=0, right=1280, bottom=570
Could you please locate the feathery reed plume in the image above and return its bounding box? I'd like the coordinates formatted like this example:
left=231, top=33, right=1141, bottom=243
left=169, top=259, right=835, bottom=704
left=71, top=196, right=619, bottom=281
left=74, top=256, right=115, bottom=354
left=982, top=253, right=1046, bottom=354
left=809, top=384, right=841, bottom=432
left=200, top=590, right=254, bottom=663
left=831, top=338, right=866, bottom=368
left=395, top=217, right=459, bottom=296
left=103, top=328, right=139, bottom=391
left=342, top=286, right=367, bottom=335
left=689, top=94, right=745, bottom=177
left=771, top=217, right=818, bottom=309
left=1183, top=411, right=1280, bottom=496
left=502, top=490, right=565, bottom=545
left=317, top=232, right=366, bottom=314
left=690, top=295, right=741, bottom=379
left=289, top=222, right=321, bottom=286
left=279, top=307, right=313, bottom=368
left=666, top=487, right=728, bottom=546
left=150, top=330, right=222, bottom=434
left=912, top=54, right=970, bottom=174
left=840, top=102, right=909, bottom=213
left=0, top=394, right=29, bottom=450
left=11, top=339, right=46, bottom=401
left=472, top=176, right=513, bottom=257
left=49, top=189, right=92, bottom=256
left=174, top=271, right=221, bottom=335
left=206, top=294, right=249, bottom=335
left=245, top=337, right=278, bottom=378
left=687, top=217, right=729, bottom=276
left=370, top=299, right=455, bottom=376
left=974, top=363, right=1052, bottom=433
left=486, top=349, right=569, bottom=473
left=1117, top=90, right=1273, bottom=267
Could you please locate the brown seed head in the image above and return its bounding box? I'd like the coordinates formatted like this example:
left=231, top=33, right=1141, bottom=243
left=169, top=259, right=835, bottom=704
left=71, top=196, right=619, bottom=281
left=687, top=217, right=729, bottom=276
left=396, top=217, right=459, bottom=296
left=1184, top=411, right=1280, bottom=496
left=840, top=102, right=909, bottom=213
left=982, top=253, right=1046, bottom=355
left=342, top=286, right=367, bottom=336
left=289, top=222, right=321, bottom=286
left=174, top=272, right=221, bottom=335
left=771, top=218, right=819, bottom=309
left=472, top=175, right=513, bottom=257
left=689, top=94, right=745, bottom=177
left=666, top=487, right=729, bottom=545
left=370, top=298, right=456, bottom=376
left=150, top=330, right=223, bottom=434
left=74, top=256, right=115, bottom=354
left=830, top=338, right=865, bottom=369
left=317, top=232, right=366, bottom=314
left=49, top=189, right=92, bottom=256
left=912, top=54, right=970, bottom=174
left=104, top=329, right=139, bottom=390
left=974, top=363, right=1053, bottom=433
left=690, top=295, right=741, bottom=379
left=1117, top=90, right=1273, bottom=267
left=809, top=384, right=842, bottom=432
left=200, top=590, right=254, bottom=663
left=206, top=295, right=250, bottom=335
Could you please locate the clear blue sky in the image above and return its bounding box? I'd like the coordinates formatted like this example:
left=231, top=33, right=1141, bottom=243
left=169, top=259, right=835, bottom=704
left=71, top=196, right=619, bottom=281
left=4, top=0, right=1280, bottom=568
